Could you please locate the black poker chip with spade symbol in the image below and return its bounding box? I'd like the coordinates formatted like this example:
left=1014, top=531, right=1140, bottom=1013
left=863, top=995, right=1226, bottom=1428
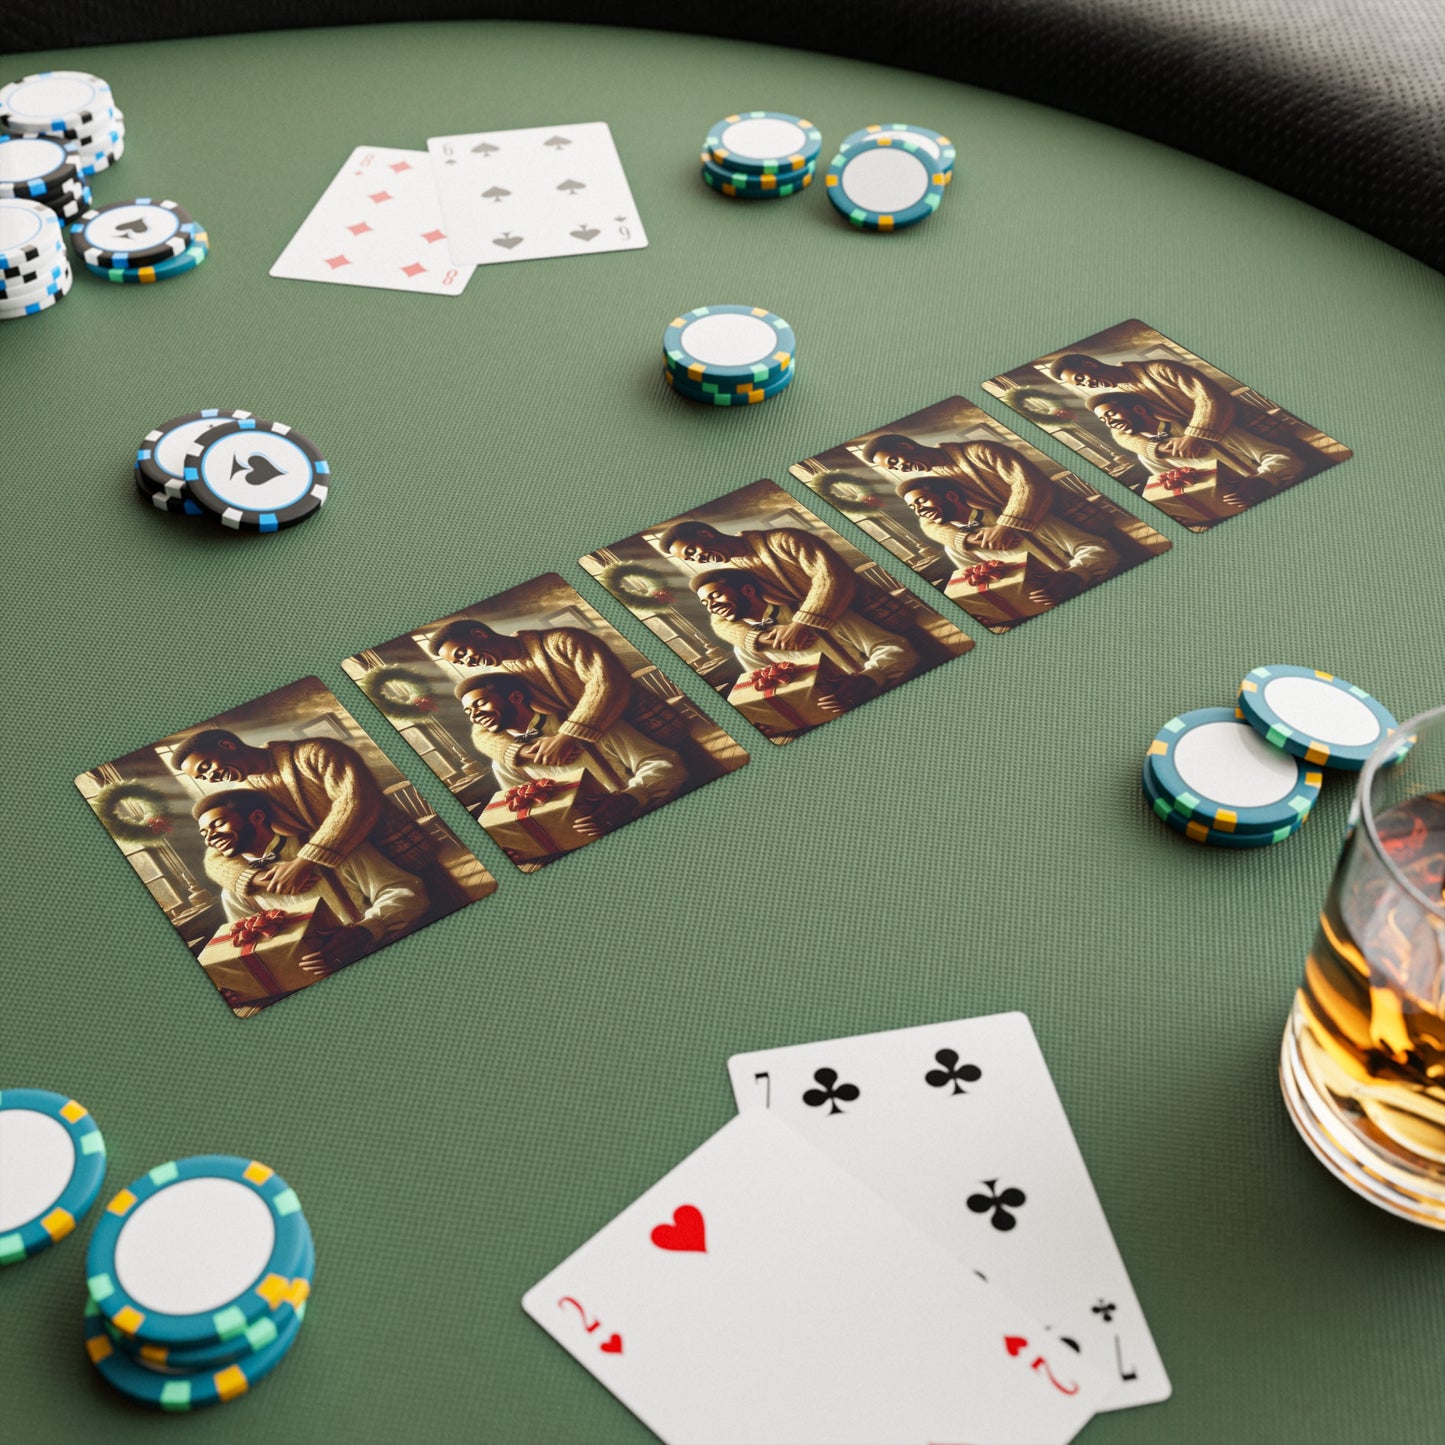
left=178, top=417, right=330, bottom=533
left=68, top=198, right=198, bottom=270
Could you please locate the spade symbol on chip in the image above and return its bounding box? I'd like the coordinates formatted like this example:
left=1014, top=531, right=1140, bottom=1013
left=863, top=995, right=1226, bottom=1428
left=232, top=453, right=285, bottom=488
left=116, top=219, right=148, bottom=236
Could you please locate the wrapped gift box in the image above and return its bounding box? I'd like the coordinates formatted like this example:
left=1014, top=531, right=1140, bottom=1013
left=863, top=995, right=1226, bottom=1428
left=944, top=551, right=1051, bottom=630
left=1141, top=465, right=1235, bottom=528
left=481, top=769, right=607, bottom=864
left=727, top=654, right=835, bottom=737
left=197, top=906, right=319, bottom=1005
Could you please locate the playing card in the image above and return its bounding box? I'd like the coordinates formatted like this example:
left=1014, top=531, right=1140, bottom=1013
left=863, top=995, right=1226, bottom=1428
left=270, top=144, right=475, bottom=295
left=729, top=1014, right=1170, bottom=1411
left=427, top=121, right=647, bottom=266
left=524, top=1110, right=1105, bottom=1445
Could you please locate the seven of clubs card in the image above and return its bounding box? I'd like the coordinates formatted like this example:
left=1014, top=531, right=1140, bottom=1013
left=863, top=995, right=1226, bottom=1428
left=728, top=1014, right=1170, bottom=1411
left=270, top=145, right=475, bottom=295
left=523, top=1110, right=1107, bottom=1445
left=427, top=121, right=648, bottom=265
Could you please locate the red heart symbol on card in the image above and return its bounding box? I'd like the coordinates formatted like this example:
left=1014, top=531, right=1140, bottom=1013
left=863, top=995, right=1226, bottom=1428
left=650, top=1204, right=706, bottom=1253
left=600, top=1333, right=622, bottom=1354
left=1004, top=1335, right=1028, bottom=1357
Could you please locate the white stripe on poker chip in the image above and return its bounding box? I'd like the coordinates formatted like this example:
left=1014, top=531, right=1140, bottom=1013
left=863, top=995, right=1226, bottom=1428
left=678, top=312, right=779, bottom=367
left=1260, top=675, right=1384, bottom=748
left=837, top=146, right=931, bottom=213
left=0, top=1108, right=76, bottom=1232
left=1171, top=719, right=1299, bottom=808
left=717, top=116, right=807, bottom=160
left=112, top=1176, right=276, bottom=1315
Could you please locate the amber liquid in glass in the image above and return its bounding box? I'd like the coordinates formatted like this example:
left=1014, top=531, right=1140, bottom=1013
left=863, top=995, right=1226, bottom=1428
left=1294, top=792, right=1445, bottom=1165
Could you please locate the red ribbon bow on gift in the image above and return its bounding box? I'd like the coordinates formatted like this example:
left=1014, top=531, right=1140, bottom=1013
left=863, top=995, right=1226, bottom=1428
left=228, top=909, right=293, bottom=956
left=959, top=559, right=1011, bottom=591
left=505, top=779, right=561, bottom=812
left=747, top=661, right=802, bottom=695
left=1152, top=468, right=1195, bottom=494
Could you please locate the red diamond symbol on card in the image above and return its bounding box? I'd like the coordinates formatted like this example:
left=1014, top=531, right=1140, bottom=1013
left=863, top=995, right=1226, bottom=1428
left=389, top=160, right=413, bottom=174
left=368, top=189, right=394, bottom=205
left=347, top=220, right=373, bottom=236
left=421, top=228, right=445, bottom=245
left=401, top=261, right=426, bottom=278
left=324, top=253, right=351, bottom=270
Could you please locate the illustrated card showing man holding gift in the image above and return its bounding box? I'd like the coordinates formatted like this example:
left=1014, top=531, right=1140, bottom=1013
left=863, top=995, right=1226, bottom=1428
left=982, top=319, right=1352, bottom=532
left=790, top=397, right=1172, bottom=634
left=580, top=478, right=974, bottom=742
left=342, top=574, right=749, bottom=871
left=75, top=676, right=497, bottom=1018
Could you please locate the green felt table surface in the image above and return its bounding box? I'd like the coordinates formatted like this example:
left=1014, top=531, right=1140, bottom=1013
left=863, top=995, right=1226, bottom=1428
left=3, top=18, right=1443, bottom=1444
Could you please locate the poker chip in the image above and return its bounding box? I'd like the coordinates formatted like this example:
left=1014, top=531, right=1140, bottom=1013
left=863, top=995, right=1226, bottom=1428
left=1145, top=706, right=1322, bottom=835
left=88, top=230, right=208, bottom=284
left=824, top=134, right=946, bottom=231
left=839, top=123, right=956, bottom=184
left=665, top=361, right=795, bottom=405
left=104, top=1219, right=314, bottom=1374
left=700, top=153, right=814, bottom=200
left=179, top=416, right=329, bottom=531
left=0, top=70, right=114, bottom=133
left=70, top=198, right=197, bottom=269
left=134, top=410, right=256, bottom=512
left=663, top=304, right=796, bottom=388
left=0, top=255, right=64, bottom=297
left=87, top=1154, right=310, bottom=1349
left=1237, top=665, right=1402, bottom=772
left=0, top=1088, right=108, bottom=1264
left=1141, top=763, right=1305, bottom=848
left=0, top=133, right=80, bottom=198
left=85, top=1295, right=305, bottom=1410
left=1, top=195, right=63, bottom=269
left=704, top=111, right=822, bottom=175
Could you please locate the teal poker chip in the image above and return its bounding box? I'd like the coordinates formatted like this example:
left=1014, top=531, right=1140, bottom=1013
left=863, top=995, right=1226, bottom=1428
left=665, top=347, right=794, bottom=392
left=1237, top=664, right=1402, bottom=772
left=87, top=1155, right=309, bottom=1349
left=105, top=1218, right=314, bottom=1374
left=700, top=153, right=814, bottom=199
left=824, top=134, right=946, bottom=231
left=839, top=123, right=956, bottom=184
left=86, top=230, right=208, bottom=284
left=703, top=111, right=821, bottom=175
left=1146, top=705, right=1323, bottom=834
left=1142, top=760, right=1304, bottom=848
left=1142, top=751, right=1314, bottom=836
left=0, top=1088, right=107, bottom=1265
left=85, top=1294, right=304, bottom=1410
left=663, top=304, right=796, bottom=387
left=665, top=361, right=794, bottom=405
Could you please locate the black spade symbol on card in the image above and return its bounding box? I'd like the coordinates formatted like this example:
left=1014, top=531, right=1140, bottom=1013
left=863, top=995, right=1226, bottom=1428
left=471, top=141, right=499, bottom=156
left=570, top=225, right=599, bottom=242
left=493, top=233, right=523, bottom=250
left=231, top=453, right=284, bottom=488
left=482, top=186, right=510, bottom=203
left=556, top=179, right=585, bottom=195
left=544, top=134, right=571, bottom=150
left=117, top=219, right=148, bottom=236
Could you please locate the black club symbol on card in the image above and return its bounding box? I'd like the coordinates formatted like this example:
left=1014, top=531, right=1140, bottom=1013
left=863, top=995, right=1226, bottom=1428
left=1092, top=1300, right=1117, bottom=1322
left=967, top=1179, right=1027, bottom=1231
left=924, top=1048, right=982, bottom=1095
left=802, top=1068, right=860, bottom=1116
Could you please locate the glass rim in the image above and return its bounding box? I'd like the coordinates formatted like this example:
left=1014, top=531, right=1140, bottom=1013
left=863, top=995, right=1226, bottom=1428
left=1358, top=703, right=1445, bottom=921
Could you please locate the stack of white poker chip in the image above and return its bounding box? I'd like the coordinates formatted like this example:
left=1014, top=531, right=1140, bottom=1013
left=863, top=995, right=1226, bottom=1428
left=0, top=196, right=73, bottom=321
left=0, top=71, right=125, bottom=183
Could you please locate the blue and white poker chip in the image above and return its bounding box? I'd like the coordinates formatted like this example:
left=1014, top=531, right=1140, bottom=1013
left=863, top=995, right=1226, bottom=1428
left=0, top=1088, right=107, bottom=1264
left=1237, top=665, right=1402, bottom=772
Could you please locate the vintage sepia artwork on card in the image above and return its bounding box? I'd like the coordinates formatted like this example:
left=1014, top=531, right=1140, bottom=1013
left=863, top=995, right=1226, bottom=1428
left=76, top=676, right=497, bottom=1018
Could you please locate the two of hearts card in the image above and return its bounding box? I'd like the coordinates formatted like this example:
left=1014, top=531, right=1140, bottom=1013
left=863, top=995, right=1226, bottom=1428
left=525, top=1013, right=1168, bottom=1444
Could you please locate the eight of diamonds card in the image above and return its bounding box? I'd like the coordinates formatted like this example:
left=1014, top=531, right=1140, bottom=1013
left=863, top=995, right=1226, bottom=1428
left=524, top=1110, right=1105, bottom=1445
left=427, top=121, right=648, bottom=266
left=728, top=1014, right=1171, bottom=1411
left=270, top=145, right=475, bottom=295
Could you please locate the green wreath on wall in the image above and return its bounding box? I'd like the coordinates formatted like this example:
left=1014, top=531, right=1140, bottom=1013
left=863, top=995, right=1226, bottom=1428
left=91, top=781, right=174, bottom=842
left=356, top=665, right=442, bottom=721
left=592, top=562, right=676, bottom=614
left=998, top=385, right=1073, bottom=423
left=814, top=473, right=887, bottom=514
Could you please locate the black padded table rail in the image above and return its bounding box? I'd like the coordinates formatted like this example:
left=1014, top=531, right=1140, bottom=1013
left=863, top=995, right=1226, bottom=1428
left=4, top=1, right=1444, bottom=273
